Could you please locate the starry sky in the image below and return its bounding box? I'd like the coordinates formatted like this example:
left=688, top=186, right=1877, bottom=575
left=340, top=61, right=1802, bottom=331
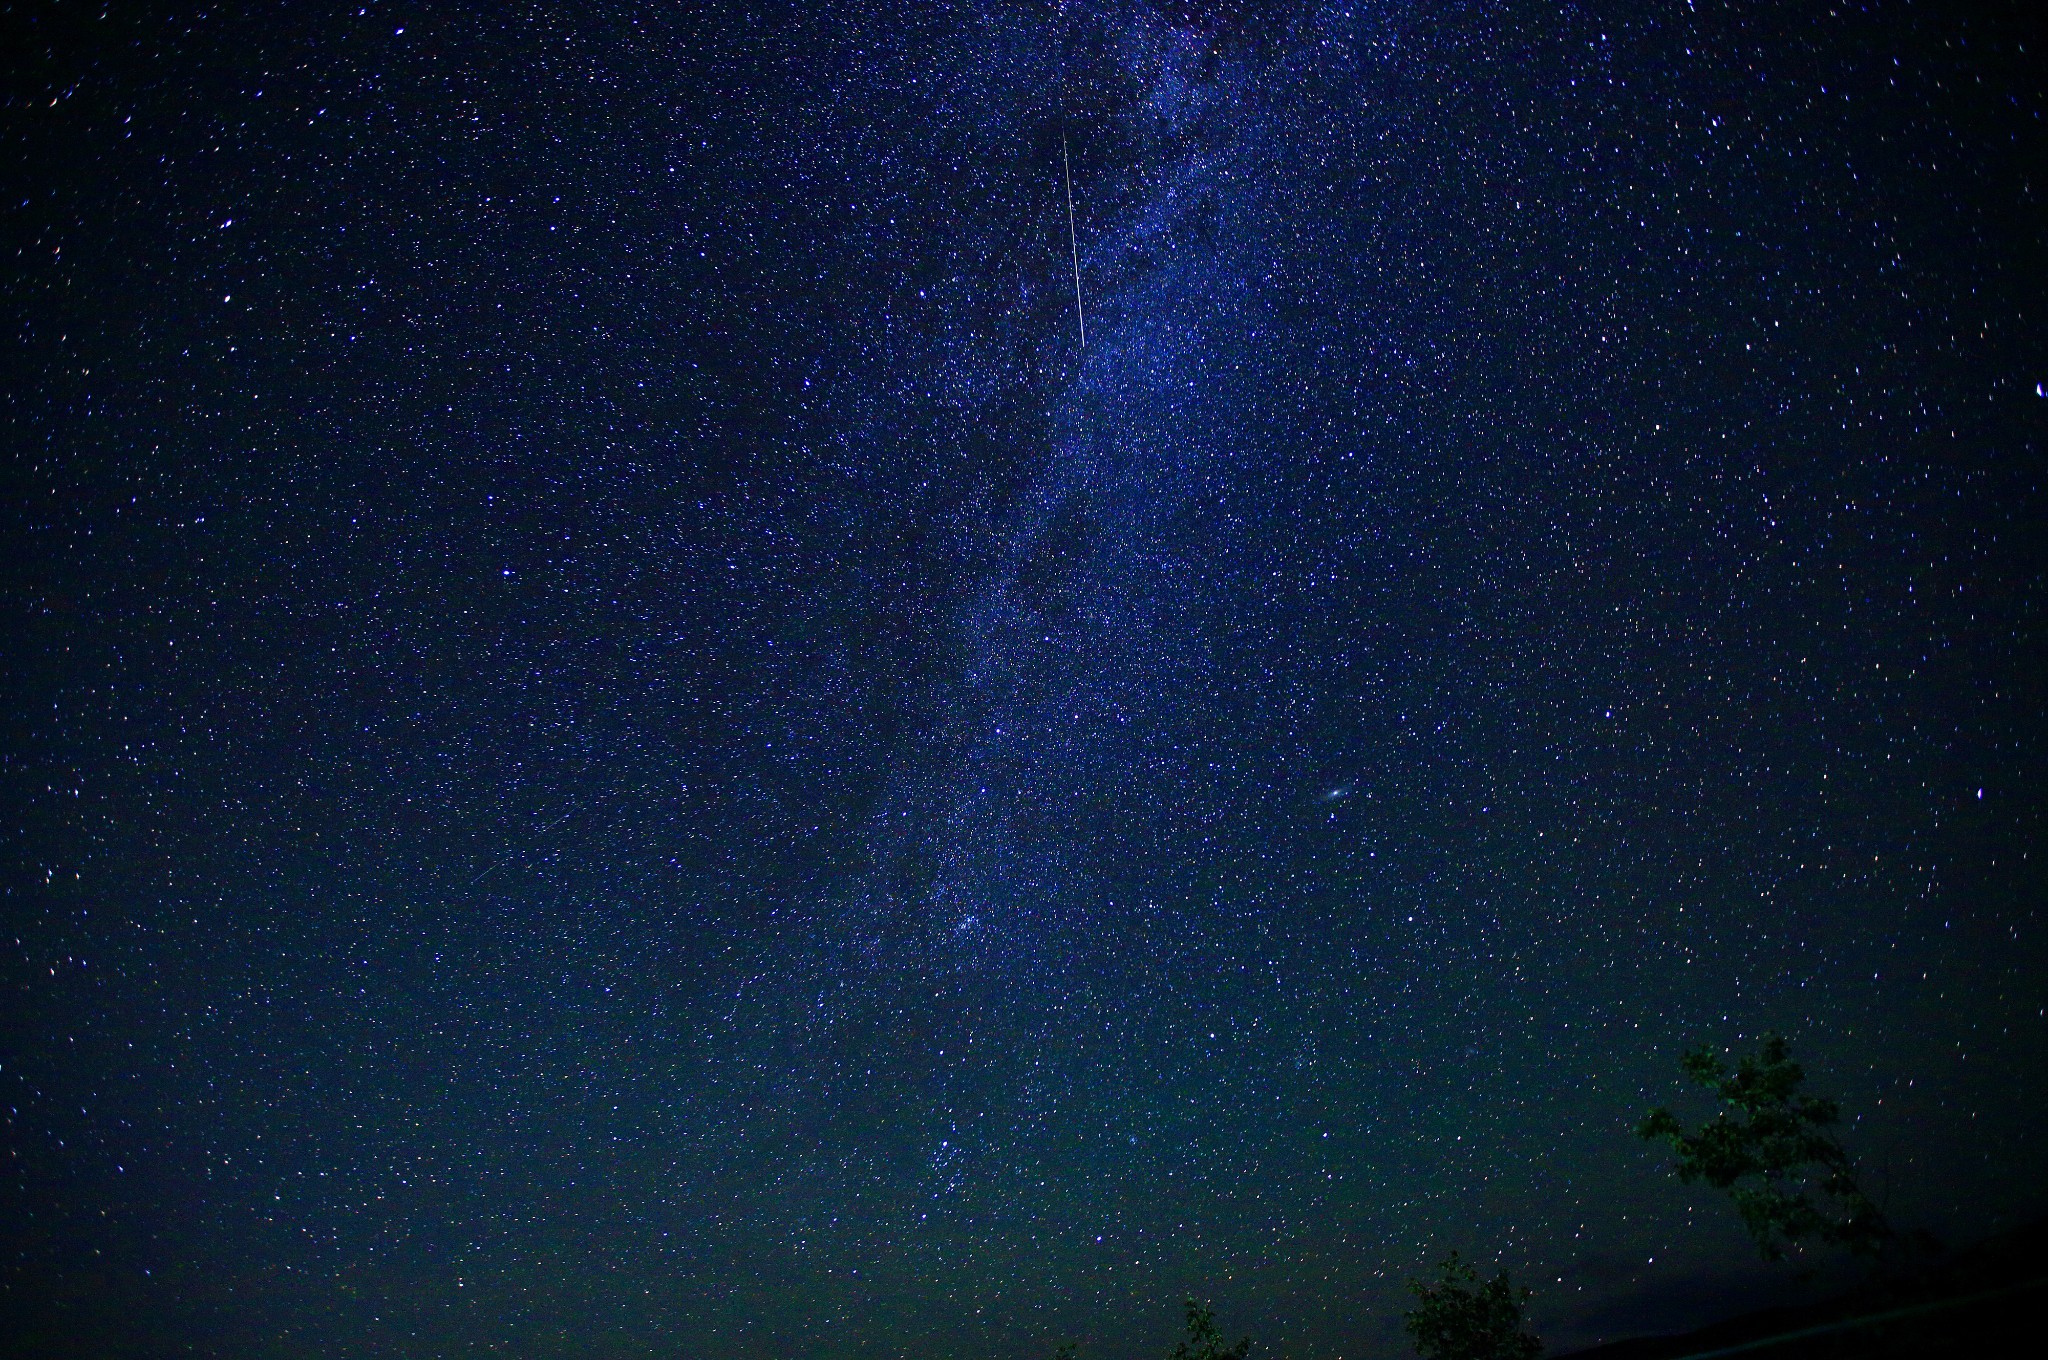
left=4, top=1, right=2045, bottom=1356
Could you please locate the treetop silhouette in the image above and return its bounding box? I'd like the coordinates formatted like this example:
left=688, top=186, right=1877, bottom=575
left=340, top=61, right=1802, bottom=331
left=1168, top=1297, right=1251, bottom=1360
left=1402, top=1251, right=1542, bottom=1360
left=1637, top=1032, right=1891, bottom=1261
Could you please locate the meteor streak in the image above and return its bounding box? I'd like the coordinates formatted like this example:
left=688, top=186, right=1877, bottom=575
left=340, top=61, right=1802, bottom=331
left=1062, top=129, right=1086, bottom=351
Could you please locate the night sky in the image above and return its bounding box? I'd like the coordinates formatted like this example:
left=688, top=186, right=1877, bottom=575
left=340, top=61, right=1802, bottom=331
left=5, top=1, right=2045, bottom=1356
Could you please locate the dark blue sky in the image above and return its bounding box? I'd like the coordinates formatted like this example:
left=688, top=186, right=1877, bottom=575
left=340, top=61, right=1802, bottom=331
left=5, top=1, right=2044, bottom=1356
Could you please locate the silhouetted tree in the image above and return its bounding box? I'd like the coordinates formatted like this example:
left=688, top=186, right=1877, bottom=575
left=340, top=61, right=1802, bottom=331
left=1168, top=1297, right=1251, bottom=1360
left=1637, top=1032, right=1890, bottom=1261
left=1402, top=1252, right=1542, bottom=1360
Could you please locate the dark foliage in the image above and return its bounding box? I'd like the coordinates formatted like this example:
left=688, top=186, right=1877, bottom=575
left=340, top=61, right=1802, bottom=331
left=1637, top=1033, right=1891, bottom=1261
left=1403, top=1251, right=1543, bottom=1360
left=1168, top=1297, right=1252, bottom=1360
